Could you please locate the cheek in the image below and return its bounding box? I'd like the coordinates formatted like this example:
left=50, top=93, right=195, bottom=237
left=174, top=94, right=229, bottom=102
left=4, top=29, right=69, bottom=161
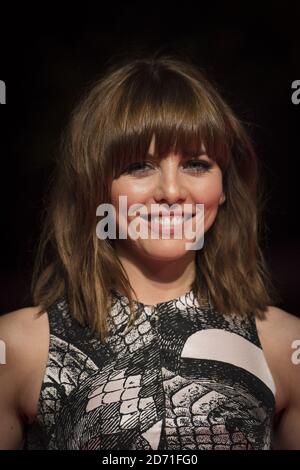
left=111, top=179, right=150, bottom=227
left=192, top=175, right=223, bottom=207
left=111, top=178, right=154, bottom=206
left=191, top=175, right=223, bottom=233
left=110, top=181, right=122, bottom=227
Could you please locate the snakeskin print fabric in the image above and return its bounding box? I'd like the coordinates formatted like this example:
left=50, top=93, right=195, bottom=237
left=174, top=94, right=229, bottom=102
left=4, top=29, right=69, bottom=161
left=24, top=289, right=276, bottom=450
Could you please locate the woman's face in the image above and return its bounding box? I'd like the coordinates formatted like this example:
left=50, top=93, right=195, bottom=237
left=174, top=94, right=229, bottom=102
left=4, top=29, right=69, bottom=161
left=110, top=135, right=225, bottom=262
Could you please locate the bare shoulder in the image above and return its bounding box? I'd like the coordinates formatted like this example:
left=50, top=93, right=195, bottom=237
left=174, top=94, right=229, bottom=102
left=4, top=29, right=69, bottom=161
left=0, top=305, right=49, bottom=369
left=0, top=305, right=49, bottom=420
left=0, top=304, right=48, bottom=338
left=256, top=305, right=300, bottom=355
left=255, top=306, right=300, bottom=412
left=256, top=307, right=300, bottom=449
left=258, top=304, right=300, bottom=326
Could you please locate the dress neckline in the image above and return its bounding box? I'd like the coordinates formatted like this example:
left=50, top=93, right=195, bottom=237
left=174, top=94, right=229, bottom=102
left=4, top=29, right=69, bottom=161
left=111, top=287, right=207, bottom=310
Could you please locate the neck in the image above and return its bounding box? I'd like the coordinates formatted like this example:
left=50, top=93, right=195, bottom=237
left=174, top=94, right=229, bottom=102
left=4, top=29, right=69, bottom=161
left=114, top=243, right=196, bottom=305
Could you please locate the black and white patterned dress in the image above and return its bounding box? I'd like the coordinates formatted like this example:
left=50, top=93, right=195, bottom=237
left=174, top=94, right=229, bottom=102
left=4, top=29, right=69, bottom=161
left=24, top=289, right=276, bottom=450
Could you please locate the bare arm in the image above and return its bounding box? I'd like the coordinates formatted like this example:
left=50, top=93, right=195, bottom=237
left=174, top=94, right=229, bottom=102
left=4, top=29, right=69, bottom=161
left=264, top=307, right=300, bottom=450
left=0, top=311, right=26, bottom=449
left=272, top=397, right=300, bottom=449
left=0, top=306, right=48, bottom=450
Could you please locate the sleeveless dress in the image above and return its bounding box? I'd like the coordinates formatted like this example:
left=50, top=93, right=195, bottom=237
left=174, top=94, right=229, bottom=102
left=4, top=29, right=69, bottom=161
left=24, top=289, right=276, bottom=450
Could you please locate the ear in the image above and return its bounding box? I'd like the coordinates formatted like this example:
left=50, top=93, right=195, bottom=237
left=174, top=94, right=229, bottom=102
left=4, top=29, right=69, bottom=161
left=219, top=193, right=226, bottom=205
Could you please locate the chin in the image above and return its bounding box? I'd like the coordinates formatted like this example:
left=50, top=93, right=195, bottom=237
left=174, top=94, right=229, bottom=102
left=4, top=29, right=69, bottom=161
left=139, top=240, right=195, bottom=259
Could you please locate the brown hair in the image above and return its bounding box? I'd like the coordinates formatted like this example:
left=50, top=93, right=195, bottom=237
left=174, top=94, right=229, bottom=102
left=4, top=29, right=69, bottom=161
left=31, top=53, right=279, bottom=341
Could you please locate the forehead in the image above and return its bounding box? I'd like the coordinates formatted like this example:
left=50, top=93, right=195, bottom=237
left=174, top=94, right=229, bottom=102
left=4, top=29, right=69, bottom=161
left=147, top=134, right=207, bottom=157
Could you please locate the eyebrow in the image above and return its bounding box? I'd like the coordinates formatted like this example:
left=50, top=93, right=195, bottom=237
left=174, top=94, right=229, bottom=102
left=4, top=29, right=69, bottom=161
left=146, top=150, right=209, bottom=159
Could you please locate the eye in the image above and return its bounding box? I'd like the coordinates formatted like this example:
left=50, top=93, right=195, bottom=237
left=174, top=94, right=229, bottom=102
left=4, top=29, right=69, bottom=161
left=184, top=160, right=212, bottom=173
left=124, top=161, right=154, bottom=175
left=123, top=159, right=213, bottom=176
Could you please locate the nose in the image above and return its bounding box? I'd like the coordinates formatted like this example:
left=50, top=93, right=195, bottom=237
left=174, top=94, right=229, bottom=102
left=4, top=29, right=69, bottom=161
left=153, top=158, right=188, bottom=206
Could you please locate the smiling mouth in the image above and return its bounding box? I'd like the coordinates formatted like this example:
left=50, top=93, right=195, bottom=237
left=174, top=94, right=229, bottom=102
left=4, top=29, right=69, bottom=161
left=139, top=214, right=194, bottom=225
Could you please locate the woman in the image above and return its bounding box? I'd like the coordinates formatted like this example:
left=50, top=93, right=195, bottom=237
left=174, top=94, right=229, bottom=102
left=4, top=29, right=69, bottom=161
left=0, top=55, right=299, bottom=450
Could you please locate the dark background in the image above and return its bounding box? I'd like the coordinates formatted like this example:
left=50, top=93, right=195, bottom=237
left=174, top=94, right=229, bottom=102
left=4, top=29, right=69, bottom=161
left=0, top=2, right=299, bottom=316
